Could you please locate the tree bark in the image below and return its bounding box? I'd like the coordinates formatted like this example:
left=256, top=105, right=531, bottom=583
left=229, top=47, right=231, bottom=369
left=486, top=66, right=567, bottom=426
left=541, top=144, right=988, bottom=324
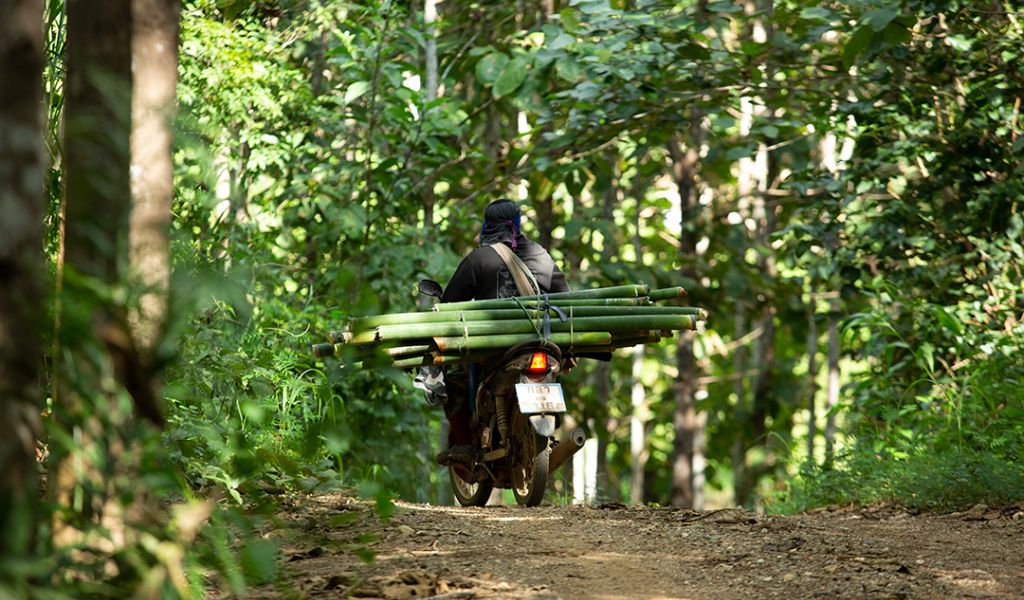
left=63, top=0, right=133, bottom=280
left=806, top=287, right=819, bottom=463
left=825, top=296, right=840, bottom=461
left=53, top=0, right=134, bottom=551
left=667, top=133, right=700, bottom=508
left=731, top=310, right=748, bottom=506
left=667, top=0, right=711, bottom=509
left=422, top=0, right=438, bottom=227
left=590, top=154, right=619, bottom=503
left=629, top=178, right=647, bottom=505
left=0, top=0, right=45, bottom=562
left=130, top=0, right=179, bottom=355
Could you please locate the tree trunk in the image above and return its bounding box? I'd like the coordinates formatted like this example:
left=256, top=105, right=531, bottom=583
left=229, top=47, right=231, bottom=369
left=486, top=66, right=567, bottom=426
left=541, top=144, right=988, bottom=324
left=588, top=159, right=620, bottom=503
left=806, top=287, right=819, bottom=463
left=825, top=296, right=840, bottom=461
left=0, top=0, right=45, bottom=562
left=53, top=0, right=134, bottom=551
left=731, top=310, right=748, bottom=506
left=667, top=133, right=700, bottom=508
left=629, top=183, right=647, bottom=505
left=732, top=91, right=757, bottom=506
left=534, top=192, right=555, bottom=249
left=130, top=0, right=179, bottom=355
left=63, top=0, right=132, bottom=280
left=736, top=0, right=778, bottom=506
left=421, top=0, right=441, bottom=489
left=629, top=345, right=646, bottom=505
left=422, top=0, right=438, bottom=227
left=668, top=0, right=709, bottom=508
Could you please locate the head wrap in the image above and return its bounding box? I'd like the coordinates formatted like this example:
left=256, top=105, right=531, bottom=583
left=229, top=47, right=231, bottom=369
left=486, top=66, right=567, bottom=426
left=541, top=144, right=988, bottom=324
left=480, top=199, right=522, bottom=249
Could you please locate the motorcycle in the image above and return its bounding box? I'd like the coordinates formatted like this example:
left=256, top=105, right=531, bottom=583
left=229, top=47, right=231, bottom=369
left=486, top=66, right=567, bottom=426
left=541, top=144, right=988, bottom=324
left=418, top=280, right=586, bottom=507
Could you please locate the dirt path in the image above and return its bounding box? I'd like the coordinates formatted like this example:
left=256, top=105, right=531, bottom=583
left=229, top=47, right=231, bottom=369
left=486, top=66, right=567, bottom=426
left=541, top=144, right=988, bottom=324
left=258, top=495, right=1024, bottom=600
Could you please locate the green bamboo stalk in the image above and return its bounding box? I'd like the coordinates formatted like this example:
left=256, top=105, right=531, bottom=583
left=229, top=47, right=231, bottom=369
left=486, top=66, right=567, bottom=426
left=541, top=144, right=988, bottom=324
left=353, top=344, right=432, bottom=358
left=434, top=331, right=612, bottom=352
left=433, top=297, right=649, bottom=312
left=433, top=284, right=649, bottom=311
left=649, top=286, right=688, bottom=301
left=349, top=314, right=696, bottom=344
left=350, top=305, right=706, bottom=329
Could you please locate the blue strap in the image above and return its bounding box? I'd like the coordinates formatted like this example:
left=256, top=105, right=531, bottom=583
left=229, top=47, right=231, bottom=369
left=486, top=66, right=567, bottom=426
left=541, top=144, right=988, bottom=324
left=540, top=294, right=568, bottom=339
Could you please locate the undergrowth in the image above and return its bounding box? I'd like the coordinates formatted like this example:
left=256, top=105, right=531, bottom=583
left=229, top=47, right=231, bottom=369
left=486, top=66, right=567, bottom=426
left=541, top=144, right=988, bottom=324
left=773, top=447, right=1024, bottom=514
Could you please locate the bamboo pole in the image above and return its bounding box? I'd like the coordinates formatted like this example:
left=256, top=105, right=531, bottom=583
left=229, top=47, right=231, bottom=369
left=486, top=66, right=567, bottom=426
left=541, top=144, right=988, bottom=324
left=434, top=284, right=649, bottom=311
left=433, top=331, right=612, bottom=352
left=348, top=314, right=698, bottom=345
left=648, top=286, right=688, bottom=301
left=350, top=305, right=706, bottom=329
left=432, top=297, right=650, bottom=312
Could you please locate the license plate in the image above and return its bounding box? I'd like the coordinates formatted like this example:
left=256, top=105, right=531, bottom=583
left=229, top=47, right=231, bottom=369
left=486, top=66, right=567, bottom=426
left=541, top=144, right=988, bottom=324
left=515, top=383, right=566, bottom=414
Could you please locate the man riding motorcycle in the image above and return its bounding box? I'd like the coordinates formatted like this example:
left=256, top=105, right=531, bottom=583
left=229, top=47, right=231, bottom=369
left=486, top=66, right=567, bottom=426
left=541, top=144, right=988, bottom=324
left=414, top=199, right=570, bottom=467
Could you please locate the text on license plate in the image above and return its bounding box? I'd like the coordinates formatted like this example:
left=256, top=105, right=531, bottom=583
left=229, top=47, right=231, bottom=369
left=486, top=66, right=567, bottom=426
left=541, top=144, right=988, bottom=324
left=515, top=383, right=566, bottom=414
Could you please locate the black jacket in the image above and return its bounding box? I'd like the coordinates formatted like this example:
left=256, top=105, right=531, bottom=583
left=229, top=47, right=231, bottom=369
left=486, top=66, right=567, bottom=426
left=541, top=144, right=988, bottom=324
left=441, top=234, right=570, bottom=303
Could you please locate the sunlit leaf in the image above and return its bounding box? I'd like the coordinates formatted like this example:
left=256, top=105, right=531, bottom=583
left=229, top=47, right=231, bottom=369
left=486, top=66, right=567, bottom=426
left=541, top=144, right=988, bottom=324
left=344, top=81, right=370, bottom=104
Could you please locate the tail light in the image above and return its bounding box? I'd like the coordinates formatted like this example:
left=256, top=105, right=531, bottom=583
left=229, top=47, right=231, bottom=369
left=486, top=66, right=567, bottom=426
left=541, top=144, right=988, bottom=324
left=526, top=352, right=549, bottom=374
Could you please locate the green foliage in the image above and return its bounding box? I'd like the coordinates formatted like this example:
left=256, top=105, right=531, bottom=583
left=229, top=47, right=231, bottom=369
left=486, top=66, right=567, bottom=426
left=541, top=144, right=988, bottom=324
left=775, top=447, right=1024, bottom=513
left=25, top=1, right=1024, bottom=595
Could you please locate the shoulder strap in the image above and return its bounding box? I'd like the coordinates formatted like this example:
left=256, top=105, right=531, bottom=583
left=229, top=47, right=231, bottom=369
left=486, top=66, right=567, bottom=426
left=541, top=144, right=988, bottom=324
left=489, top=243, right=540, bottom=296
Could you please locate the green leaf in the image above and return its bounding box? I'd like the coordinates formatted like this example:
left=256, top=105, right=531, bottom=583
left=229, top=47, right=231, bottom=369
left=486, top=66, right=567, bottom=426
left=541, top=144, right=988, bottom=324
left=475, top=52, right=509, bottom=85
left=934, top=307, right=963, bottom=335
left=946, top=34, right=973, bottom=52
left=883, top=23, right=912, bottom=45
left=741, top=41, right=766, bottom=56
left=555, top=57, right=583, bottom=82
left=217, top=0, right=251, bottom=20
left=863, top=8, right=899, bottom=32
left=241, top=540, right=278, bottom=584
left=918, top=342, right=935, bottom=372
left=800, top=7, right=832, bottom=21
left=708, top=1, right=744, bottom=13
left=725, top=145, right=755, bottom=161
left=344, top=81, right=370, bottom=104
left=559, top=8, right=581, bottom=32
left=843, top=26, right=875, bottom=69
left=493, top=57, right=529, bottom=98
left=548, top=32, right=576, bottom=50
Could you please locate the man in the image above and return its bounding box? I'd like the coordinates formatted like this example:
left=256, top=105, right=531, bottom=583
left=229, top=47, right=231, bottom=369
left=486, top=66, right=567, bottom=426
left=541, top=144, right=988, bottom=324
left=425, top=199, right=570, bottom=465
left=440, top=198, right=570, bottom=303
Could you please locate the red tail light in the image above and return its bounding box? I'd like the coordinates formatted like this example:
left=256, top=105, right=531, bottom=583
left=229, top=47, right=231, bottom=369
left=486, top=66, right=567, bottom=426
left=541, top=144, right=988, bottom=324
left=526, top=352, right=549, bottom=374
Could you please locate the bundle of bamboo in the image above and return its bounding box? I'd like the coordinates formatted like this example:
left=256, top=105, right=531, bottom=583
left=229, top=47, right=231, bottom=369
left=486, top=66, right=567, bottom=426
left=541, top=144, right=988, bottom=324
left=311, top=284, right=706, bottom=368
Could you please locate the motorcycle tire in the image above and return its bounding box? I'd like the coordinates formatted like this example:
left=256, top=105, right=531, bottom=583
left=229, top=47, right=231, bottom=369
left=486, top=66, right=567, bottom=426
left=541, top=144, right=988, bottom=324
left=449, top=466, right=493, bottom=507
left=512, top=432, right=550, bottom=507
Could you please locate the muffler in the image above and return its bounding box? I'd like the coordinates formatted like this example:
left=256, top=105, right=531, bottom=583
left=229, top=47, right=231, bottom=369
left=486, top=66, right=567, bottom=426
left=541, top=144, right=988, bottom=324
left=548, top=427, right=586, bottom=475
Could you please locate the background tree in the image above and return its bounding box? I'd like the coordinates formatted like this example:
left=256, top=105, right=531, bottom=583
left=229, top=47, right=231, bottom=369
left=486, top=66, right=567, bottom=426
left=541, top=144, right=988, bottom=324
left=0, top=0, right=45, bottom=573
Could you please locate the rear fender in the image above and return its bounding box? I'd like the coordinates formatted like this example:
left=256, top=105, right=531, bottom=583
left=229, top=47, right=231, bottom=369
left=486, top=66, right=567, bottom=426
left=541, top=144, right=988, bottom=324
left=528, top=414, right=556, bottom=437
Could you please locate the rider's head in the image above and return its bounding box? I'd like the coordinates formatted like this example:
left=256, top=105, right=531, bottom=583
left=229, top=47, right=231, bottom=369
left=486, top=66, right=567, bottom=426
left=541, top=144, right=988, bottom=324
left=480, top=199, right=522, bottom=249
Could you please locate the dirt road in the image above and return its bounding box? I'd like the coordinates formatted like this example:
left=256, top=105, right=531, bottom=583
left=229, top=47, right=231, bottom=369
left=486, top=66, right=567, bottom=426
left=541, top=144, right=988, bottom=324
left=261, top=495, right=1024, bottom=599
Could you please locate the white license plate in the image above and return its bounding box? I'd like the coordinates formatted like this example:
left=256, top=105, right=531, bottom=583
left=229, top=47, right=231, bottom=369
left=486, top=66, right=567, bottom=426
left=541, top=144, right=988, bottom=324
left=515, top=383, right=566, bottom=414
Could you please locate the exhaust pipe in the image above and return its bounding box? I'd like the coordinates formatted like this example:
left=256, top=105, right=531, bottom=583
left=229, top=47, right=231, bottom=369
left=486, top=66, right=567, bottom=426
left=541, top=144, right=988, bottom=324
left=548, top=427, right=586, bottom=475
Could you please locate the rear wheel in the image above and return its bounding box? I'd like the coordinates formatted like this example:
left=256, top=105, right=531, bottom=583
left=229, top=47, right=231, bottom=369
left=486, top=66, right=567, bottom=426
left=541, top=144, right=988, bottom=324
left=511, top=431, right=550, bottom=507
left=449, top=466, right=493, bottom=507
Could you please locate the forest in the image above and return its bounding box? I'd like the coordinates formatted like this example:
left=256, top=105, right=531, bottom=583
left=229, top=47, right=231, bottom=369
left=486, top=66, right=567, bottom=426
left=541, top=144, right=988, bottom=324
left=1, top=0, right=1023, bottom=597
